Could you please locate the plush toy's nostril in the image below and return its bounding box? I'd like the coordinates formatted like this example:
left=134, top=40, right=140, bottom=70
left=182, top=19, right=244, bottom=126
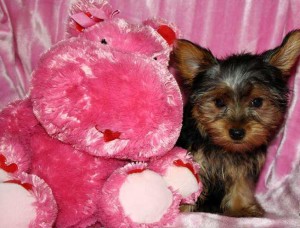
left=229, top=128, right=245, bottom=140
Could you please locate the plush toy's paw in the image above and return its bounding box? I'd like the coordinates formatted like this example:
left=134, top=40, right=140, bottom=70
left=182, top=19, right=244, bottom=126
left=150, top=147, right=203, bottom=204
left=0, top=99, right=38, bottom=175
left=0, top=172, right=57, bottom=228
left=99, top=163, right=181, bottom=228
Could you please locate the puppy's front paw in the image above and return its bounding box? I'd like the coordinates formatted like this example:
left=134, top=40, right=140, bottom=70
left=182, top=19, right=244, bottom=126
left=224, top=203, right=265, bottom=217
left=180, top=204, right=196, bottom=213
left=243, top=203, right=265, bottom=217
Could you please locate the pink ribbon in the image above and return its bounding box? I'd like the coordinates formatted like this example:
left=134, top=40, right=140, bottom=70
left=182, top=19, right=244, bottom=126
left=71, top=8, right=120, bottom=32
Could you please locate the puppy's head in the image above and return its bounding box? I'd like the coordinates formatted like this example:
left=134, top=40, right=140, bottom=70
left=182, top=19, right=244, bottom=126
left=172, top=30, right=300, bottom=152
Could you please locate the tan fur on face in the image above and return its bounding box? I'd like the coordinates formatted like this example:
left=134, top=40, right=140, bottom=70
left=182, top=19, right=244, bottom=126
left=191, top=85, right=285, bottom=152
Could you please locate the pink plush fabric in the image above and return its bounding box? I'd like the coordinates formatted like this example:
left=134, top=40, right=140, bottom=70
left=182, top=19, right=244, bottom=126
left=1, top=0, right=300, bottom=227
left=0, top=99, right=35, bottom=174
left=0, top=99, right=125, bottom=227
left=0, top=100, right=57, bottom=227
left=30, top=128, right=124, bottom=227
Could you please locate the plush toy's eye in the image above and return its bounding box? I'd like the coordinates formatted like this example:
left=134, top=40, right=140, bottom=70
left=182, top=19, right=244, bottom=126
left=101, top=39, right=107, bottom=45
left=153, top=57, right=158, bottom=60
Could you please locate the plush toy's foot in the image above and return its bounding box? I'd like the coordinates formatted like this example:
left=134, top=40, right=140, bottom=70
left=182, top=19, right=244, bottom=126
left=0, top=172, right=57, bottom=228
left=119, top=167, right=174, bottom=224
left=163, top=159, right=200, bottom=199
left=150, top=147, right=203, bottom=204
left=99, top=163, right=181, bottom=228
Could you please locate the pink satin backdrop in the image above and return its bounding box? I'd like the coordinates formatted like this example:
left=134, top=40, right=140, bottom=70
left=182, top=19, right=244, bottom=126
left=1, top=0, right=300, bottom=227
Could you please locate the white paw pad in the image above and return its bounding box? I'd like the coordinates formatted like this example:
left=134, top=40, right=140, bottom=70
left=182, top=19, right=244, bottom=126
left=0, top=182, right=36, bottom=227
left=119, top=170, right=173, bottom=224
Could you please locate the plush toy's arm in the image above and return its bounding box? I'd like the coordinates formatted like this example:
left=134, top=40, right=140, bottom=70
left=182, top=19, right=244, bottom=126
left=0, top=99, right=39, bottom=176
left=0, top=99, right=57, bottom=227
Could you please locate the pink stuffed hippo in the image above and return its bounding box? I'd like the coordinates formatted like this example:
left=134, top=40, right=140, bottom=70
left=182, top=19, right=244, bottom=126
left=0, top=1, right=202, bottom=227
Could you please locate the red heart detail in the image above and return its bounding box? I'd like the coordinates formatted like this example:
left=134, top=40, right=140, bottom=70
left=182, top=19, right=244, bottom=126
left=4, top=180, right=33, bottom=191
left=1, top=163, right=18, bottom=173
left=0, top=154, right=18, bottom=173
left=103, top=129, right=121, bottom=142
left=157, top=25, right=176, bottom=45
left=173, top=159, right=200, bottom=183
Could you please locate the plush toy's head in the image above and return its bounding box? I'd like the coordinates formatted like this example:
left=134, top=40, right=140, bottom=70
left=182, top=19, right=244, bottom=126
left=80, top=18, right=174, bottom=65
left=68, top=0, right=177, bottom=64
left=30, top=13, right=182, bottom=161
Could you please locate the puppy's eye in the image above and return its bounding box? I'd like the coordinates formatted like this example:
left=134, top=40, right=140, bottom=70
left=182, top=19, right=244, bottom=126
left=101, top=39, right=107, bottom=45
left=251, top=98, right=263, bottom=108
left=215, top=98, right=226, bottom=108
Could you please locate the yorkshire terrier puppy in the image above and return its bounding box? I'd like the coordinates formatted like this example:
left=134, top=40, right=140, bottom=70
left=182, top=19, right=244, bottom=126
left=171, top=30, right=300, bottom=217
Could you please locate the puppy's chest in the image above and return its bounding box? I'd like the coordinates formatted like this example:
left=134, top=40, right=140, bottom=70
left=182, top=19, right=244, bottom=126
left=191, top=147, right=266, bottom=184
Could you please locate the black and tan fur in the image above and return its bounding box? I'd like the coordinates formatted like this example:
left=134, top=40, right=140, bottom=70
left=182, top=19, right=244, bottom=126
left=171, top=30, right=300, bottom=217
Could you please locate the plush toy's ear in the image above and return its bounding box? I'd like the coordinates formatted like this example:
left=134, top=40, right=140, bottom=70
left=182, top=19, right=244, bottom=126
left=143, top=19, right=180, bottom=46
left=262, top=29, right=300, bottom=78
left=67, top=0, right=118, bottom=37
left=157, top=25, right=177, bottom=45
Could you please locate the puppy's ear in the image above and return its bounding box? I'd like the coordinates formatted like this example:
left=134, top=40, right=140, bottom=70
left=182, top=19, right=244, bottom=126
left=263, top=30, right=300, bottom=77
left=171, top=39, right=217, bottom=85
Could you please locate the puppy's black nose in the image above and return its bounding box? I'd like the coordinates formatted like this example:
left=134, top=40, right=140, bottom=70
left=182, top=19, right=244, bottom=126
left=229, top=128, right=245, bottom=140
